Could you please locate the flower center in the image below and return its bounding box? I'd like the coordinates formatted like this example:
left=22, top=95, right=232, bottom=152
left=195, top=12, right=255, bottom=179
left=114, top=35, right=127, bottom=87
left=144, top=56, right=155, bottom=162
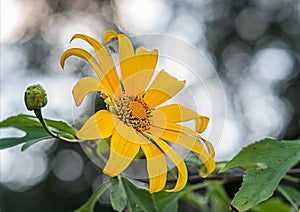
left=115, top=95, right=151, bottom=132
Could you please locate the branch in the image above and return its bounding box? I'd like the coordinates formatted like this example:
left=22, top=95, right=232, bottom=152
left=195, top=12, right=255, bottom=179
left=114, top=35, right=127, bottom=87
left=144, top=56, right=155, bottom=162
left=133, top=168, right=300, bottom=184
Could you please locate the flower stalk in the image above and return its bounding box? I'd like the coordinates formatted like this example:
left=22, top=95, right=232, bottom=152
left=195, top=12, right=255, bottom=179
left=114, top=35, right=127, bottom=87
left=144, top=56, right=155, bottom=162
left=33, top=108, right=78, bottom=142
left=25, top=84, right=78, bottom=142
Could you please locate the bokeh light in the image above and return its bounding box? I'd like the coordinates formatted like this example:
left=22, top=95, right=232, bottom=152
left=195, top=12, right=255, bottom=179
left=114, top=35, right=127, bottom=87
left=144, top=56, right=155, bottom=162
left=53, top=150, right=85, bottom=182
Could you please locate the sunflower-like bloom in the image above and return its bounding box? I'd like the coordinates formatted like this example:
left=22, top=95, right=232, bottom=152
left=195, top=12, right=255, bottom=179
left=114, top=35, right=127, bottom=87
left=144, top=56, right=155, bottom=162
left=60, top=30, right=215, bottom=193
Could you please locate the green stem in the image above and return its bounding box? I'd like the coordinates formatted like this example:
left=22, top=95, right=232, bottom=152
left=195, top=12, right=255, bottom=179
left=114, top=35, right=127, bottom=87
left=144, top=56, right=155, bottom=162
left=283, top=174, right=299, bottom=183
left=184, top=181, right=213, bottom=193
left=74, top=181, right=110, bottom=212
left=277, top=186, right=299, bottom=210
left=34, top=109, right=79, bottom=142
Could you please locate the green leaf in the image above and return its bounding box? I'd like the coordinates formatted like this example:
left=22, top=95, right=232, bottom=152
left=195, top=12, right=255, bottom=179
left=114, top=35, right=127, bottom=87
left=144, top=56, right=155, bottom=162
left=222, top=138, right=300, bottom=211
left=0, top=125, right=52, bottom=150
left=152, top=182, right=210, bottom=212
left=0, top=114, right=77, bottom=150
left=110, top=176, right=126, bottom=212
left=121, top=177, right=157, bottom=212
left=185, top=154, right=203, bottom=168
left=0, top=114, right=41, bottom=127
left=152, top=191, right=180, bottom=212
left=182, top=191, right=208, bottom=212
left=250, top=198, right=292, bottom=212
left=206, top=183, right=231, bottom=212
left=74, top=182, right=110, bottom=212
left=278, top=185, right=300, bottom=210
left=1, top=114, right=76, bottom=135
left=44, top=118, right=76, bottom=136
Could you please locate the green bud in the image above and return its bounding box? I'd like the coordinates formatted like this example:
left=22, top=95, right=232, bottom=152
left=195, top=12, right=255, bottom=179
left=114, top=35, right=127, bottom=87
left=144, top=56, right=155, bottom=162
left=24, top=84, right=48, bottom=110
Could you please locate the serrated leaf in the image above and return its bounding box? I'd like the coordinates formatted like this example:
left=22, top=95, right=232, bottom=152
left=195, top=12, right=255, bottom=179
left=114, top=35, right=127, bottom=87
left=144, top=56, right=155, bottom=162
left=222, top=138, right=300, bottom=211
left=110, top=176, right=126, bottom=212
left=0, top=114, right=77, bottom=150
left=74, top=182, right=110, bottom=212
left=121, top=177, right=157, bottom=212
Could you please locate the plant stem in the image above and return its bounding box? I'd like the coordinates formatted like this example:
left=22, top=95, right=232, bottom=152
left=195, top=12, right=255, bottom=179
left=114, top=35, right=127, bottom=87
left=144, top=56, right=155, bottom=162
left=134, top=168, right=300, bottom=184
left=34, top=109, right=79, bottom=142
left=74, top=181, right=110, bottom=212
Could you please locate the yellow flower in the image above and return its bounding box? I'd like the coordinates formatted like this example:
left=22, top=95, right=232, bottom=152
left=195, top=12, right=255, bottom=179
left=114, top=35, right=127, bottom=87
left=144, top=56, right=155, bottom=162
left=60, top=30, right=215, bottom=193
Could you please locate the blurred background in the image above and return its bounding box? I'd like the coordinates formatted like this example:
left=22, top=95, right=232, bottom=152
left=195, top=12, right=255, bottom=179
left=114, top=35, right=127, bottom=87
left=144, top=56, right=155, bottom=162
left=1, top=0, right=299, bottom=211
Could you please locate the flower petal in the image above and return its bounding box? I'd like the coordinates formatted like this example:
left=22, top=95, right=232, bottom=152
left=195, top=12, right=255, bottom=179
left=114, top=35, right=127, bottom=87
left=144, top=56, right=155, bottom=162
left=77, top=110, right=114, bottom=140
left=72, top=77, right=101, bottom=106
left=151, top=110, right=213, bottom=154
left=150, top=109, right=200, bottom=145
left=154, top=139, right=188, bottom=192
left=159, top=122, right=215, bottom=157
left=156, top=104, right=209, bottom=132
left=202, top=138, right=216, bottom=158
left=156, top=104, right=198, bottom=122
left=103, top=129, right=140, bottom=176
left=144, top=70, right=186, bottom=108
left=141, top=142, right=167, bottom=193
left=114, top=121, right=151, bottom=145
left=104, top=30, right=135, bottom=83
left=196, top=116, right=209, bottom=133
left=122, top=47, right=158, bottom=95
left=148, top=125, right=215, bottom=177
left=70, top=34, right=120, bottom=93
left=60, top=48, right=103, bottom=79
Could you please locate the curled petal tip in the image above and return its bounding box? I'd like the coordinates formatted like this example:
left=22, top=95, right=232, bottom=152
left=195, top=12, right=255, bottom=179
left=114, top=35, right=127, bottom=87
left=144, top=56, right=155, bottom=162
left=60, top=58, right=65, bottom=69
left=69, top=34, right=81, bottom=43
left=104, top=30, right=118, bottom=43
left=69, top=35, right=76, bottom=43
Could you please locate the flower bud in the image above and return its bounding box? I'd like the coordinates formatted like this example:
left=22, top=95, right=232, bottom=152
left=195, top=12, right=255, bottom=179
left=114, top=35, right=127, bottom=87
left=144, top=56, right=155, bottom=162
left=24, top=84, right=47, bottom=110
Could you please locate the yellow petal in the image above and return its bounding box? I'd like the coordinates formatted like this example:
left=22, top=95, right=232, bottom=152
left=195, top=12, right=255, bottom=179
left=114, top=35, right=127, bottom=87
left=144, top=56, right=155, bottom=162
left=202, top=138, right=216, bottom=158
left=113, top=121, right=151, bottom=145
left=70, top=34, right=107, bottom=63
left=154, top=139, right=188, bottom=192
left=122, top=48, right=158, bottom=95
left=144, top=70, right=186, bottom=108
left=156, top=104, right=209, bottom=132
left=196, top=116, right=209, bottom=133
left=60, top=48, right=102, bottom=79
left=156, top=104, right=198, bottom=122
left=104, top=30, right=135, bottom=83
left=70, top=34, right=120, bottom=93
left=122, top=69, right=154, bottom=96
left=165, top=123, right=215, bottom=158
left=76, top=110, right=115, bottom=140
left=149, top=125, right=215, bottom=177
left=141, top=142, right=167, bottom=193
left=103, top=129, right=140, bottom=176
left=104, top=30, right=119, bottom=43
left=72, top=77, right=100, bottom=106
left=163, top=122, right=215, bottom=158
left=151, top=109, right=168, bottom=130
